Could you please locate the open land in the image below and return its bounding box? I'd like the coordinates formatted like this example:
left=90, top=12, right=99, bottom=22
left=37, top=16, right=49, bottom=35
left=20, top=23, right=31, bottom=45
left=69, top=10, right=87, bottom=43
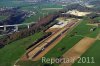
left=0, top=1, right=100, bottom=66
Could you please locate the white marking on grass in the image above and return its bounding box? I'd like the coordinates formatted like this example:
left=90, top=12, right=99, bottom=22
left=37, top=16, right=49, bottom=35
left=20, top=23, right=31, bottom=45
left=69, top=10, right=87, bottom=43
left=13, top=59, right=20, bottom=66
left=75, top=35, right=85, bottom=37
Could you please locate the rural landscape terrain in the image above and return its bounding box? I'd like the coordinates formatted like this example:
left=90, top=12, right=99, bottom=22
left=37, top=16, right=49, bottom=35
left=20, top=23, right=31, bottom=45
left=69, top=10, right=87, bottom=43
left=0, top=0, right=100, bottom=66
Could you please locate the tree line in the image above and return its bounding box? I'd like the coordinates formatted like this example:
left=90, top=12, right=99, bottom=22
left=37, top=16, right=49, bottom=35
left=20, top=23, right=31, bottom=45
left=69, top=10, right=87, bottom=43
left=0, top=13, right=59, bottom=48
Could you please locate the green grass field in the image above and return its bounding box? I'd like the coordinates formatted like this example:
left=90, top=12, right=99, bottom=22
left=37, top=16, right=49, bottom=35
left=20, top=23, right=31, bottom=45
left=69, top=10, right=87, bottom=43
left=70, top=19, right=99, bottom=38
left=0, top=32, right=44, bottom=66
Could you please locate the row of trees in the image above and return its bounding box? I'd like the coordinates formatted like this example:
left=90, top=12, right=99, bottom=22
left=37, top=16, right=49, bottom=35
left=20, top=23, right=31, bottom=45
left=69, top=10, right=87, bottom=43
left=59, top=13, right=83, bottom=19
left=0, top=13, right=59, bottom=48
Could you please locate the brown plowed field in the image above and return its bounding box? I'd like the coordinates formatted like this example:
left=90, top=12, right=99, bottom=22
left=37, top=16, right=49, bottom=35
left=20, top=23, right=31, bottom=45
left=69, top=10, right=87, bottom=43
left=60, top=37, right=96, bottom=66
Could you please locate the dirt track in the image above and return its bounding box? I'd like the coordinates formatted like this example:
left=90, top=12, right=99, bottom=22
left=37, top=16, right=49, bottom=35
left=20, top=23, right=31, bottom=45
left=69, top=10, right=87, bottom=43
left=60, top=37, right=96, bottom=66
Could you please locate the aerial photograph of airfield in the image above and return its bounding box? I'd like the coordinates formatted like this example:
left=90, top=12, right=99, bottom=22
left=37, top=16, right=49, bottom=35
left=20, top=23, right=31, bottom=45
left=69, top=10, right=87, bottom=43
left=0, top=0, right=100, bottom=66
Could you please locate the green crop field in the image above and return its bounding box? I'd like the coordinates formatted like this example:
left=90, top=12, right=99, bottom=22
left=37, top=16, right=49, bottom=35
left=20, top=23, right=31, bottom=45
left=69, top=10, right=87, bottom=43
left=73, top=40, right=100, bottom=66
left=0, top=32, right=44, bottom=66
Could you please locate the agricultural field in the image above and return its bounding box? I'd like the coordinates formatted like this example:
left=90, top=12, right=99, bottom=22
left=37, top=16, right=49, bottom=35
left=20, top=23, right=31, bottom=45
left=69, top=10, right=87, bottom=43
left=73, top=40, right=100, bottom=66
left=0, top=1, right=100, bottom=66
left=22, top=3, right=62, bottom=23
left=0, top=1, right=30, bottom=7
